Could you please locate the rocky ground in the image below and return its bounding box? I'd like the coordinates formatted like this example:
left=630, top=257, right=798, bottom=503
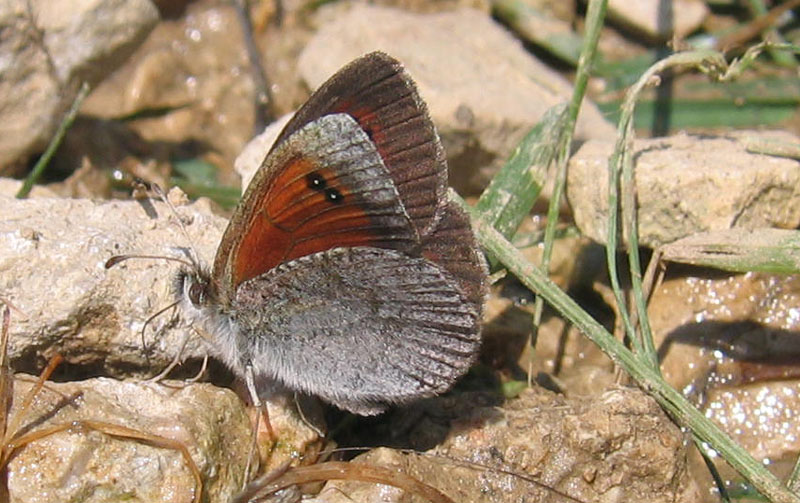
left=1, top=0, right=799, bottom=502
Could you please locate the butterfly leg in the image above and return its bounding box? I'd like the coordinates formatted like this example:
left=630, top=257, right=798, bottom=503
left=243, top=363, right=278, bottom=486
left=293, top=392, right=324, bottom=438
left=244, top=363, right=275, bottom=441
left=145, top=328, right=192, bottom=383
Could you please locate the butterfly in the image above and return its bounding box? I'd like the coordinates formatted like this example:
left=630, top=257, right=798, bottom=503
left=176, top=51, right=487, bottom=415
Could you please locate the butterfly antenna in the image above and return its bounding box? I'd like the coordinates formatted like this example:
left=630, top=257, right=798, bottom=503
left=132, top=178, right=203, bottom=270
left=104, top=254, right=196, bottom=270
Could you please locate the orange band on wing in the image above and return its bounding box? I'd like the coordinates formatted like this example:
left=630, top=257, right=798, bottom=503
left=233, top=157, right=385, bottom=286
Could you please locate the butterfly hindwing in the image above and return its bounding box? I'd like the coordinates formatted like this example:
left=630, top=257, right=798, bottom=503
left=421, top=200, right=488, bottom=317
left=231, top=246, right=482, bottom=415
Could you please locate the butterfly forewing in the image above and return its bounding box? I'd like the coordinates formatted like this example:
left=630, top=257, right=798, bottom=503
left=273, top=52, right=447, bottom=237
left=213, top=114, right=419, bottom=297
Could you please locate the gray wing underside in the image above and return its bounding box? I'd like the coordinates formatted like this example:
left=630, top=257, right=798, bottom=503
left=231, top=246, right=481, bottom=415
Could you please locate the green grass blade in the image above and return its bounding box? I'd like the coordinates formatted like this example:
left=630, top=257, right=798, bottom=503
left=170, top=158, right=241, bottom=209
left=492, top=0, right=583, bottom=65
left=606, top=50, right=729, bottom=366
left=528, top=0, right=608, bottom=380
left=17, top=83, right=91, bottom=199
left=597, top=96, right=798, bottom=130
left=475, top=104, right=567, bottom=241
left=743, top=135, right=800, bottom=159
left=453, top=190, right=800, bottom=503
left=742, top=0, right=799, bottom=68
left=660, top=229, right=800, bottom=274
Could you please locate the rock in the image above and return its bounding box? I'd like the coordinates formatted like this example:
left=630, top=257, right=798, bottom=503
left=607, top=0, right=708, bottom=42
left=0, top=185, right=320, bottom=418
left=0, top=0, right=159, bottom=170
left=567, top=131, right=800, bottom=248
left=435, top=386, right=700, bottom=503
left=649, top=270, right=800, bottom=479
left=703, top=381, right=800, bottom=464
left=234, top=113, right=292, bottom=190
left=371, top=0, right=489, bottom=13
left=0, top=186, right=325, bottom=495
left=307, top=387, right=701, bottom=502
left=0, top=178, right=59, bottom=198
left=295, top=5, right=615, bottom=195
left=81, top=0, right=256, bottom=174
left=482, top=296, right=615, bottom=393
left=0, top=189, right=223, bottom=374
left=480, top=234, right=614, bottom=390
left=304, top=449, right=415, bottom=503
left=5, top=377, right=251, bottom=503
left=653, top=271, right=800, bottom=392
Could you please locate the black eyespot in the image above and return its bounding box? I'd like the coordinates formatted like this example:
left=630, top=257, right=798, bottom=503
left=189, top=282, right=204, bottom=305
left=325, top=187, right=343, bottom=204
left=306, top=173, right=326, bottom=191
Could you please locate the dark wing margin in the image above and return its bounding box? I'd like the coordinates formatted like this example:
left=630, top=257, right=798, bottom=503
left=420, top=200, right=488, bottom=319
left=273, top=52, right=448, bottom=237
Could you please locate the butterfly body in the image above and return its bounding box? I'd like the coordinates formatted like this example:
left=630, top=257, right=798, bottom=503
left=178, top=52, right=487, bottom=415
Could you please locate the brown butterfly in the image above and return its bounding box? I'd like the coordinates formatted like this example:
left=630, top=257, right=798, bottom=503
left=176, top=52, right=487, bottom=415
